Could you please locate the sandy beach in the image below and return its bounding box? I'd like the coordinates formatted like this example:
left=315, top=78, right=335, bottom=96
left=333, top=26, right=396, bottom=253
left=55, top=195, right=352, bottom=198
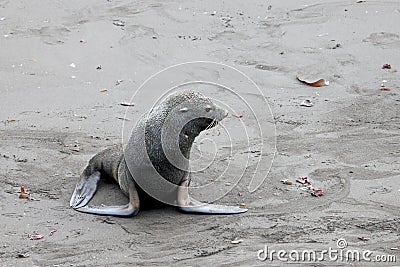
left=0, top=0, right=399, bottom=266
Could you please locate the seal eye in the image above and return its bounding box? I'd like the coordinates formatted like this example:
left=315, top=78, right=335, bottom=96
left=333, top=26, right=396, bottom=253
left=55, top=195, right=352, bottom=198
left=205, top=105, right=212, bottom=112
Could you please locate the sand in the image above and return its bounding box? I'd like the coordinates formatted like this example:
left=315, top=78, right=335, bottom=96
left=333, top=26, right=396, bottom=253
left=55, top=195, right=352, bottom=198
left=0, top=0, right=399, bottom=266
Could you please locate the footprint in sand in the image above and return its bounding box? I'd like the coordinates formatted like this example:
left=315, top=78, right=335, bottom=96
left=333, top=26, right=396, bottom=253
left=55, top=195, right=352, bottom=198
left=363, top=32, right=400, bottom=47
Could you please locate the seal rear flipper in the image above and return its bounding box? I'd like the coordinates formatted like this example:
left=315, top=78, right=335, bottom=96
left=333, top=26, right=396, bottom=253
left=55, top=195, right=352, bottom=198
left=75, top=184, right=140, bottom=217
left=76, top=203, right=138, bottom=217
left=70, top=171, right=101, bottom=209
left=177, top=180, right=248, bottom=215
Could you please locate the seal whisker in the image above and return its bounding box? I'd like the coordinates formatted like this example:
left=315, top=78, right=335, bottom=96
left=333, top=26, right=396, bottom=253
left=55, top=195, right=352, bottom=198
left=214, top=120, right=221, bottom=136
left=205, top=119, right=217, bottom=131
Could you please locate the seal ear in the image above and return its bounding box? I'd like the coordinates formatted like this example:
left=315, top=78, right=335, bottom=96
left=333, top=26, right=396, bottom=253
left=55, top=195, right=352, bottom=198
left=180, top=107, right=189, bottom=112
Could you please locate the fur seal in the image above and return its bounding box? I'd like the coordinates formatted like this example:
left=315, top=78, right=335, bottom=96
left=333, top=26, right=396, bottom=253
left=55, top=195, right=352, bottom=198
left=70, top=90, right=247, bottom=216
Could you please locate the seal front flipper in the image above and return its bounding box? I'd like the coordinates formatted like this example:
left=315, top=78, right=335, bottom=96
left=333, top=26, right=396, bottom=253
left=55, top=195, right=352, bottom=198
left=178, top=197, right=248, bottom=214
left=70, top=171, right=101, bottom=209
left=177, top=180, right=248, bottom=215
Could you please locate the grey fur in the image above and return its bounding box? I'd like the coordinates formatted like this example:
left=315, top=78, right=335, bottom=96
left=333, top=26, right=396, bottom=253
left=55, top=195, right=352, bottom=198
left=70, top=90, right=247, bottom=216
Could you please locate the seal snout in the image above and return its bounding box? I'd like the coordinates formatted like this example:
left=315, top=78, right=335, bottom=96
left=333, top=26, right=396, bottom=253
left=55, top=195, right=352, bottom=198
left=215, top=106, right=228, bottom=122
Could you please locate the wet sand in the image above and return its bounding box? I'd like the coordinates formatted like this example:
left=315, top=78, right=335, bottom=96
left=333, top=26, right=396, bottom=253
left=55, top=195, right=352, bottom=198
left=0, top=1, right=399, bottom=266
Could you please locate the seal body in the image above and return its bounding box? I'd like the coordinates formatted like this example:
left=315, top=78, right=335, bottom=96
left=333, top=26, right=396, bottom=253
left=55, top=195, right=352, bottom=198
left=70, top=91, right=247, bottom=216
